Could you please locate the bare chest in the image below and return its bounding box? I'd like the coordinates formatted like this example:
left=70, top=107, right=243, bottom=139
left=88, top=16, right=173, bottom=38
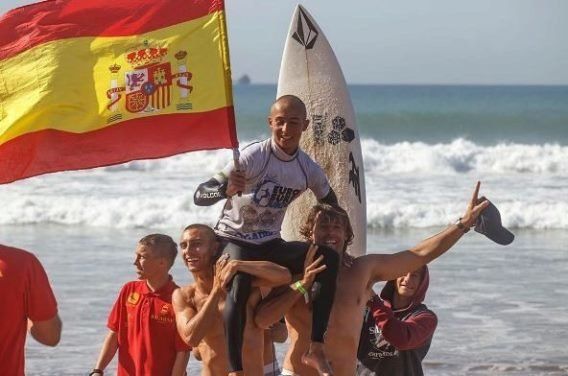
left=193, top=292, right=226, bottom=340
left=326, top=271, right=371, bottom=363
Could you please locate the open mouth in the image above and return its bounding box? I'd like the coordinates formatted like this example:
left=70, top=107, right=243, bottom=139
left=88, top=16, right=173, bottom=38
left=185, top=257, right=200, bottom=266
left=323, top=238, right=342, bottom=250
left=325, top=239, right=337, bottom=245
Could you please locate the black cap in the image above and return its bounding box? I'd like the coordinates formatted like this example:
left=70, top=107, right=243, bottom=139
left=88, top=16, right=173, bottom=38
left=474, top=200, right=514, bottom=245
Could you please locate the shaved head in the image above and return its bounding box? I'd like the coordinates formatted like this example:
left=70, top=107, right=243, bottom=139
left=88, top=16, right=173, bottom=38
left=183, top=223, right=217, bottom=243
left=270, top=95, right=307, bottom=119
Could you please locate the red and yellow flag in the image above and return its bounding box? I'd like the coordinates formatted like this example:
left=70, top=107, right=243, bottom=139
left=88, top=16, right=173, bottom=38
left=0, top=0, right=237, bottom=184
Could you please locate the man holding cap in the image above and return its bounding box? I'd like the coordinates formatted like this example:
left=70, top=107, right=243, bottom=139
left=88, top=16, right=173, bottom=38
left=474, top=199, right=514, bottom=245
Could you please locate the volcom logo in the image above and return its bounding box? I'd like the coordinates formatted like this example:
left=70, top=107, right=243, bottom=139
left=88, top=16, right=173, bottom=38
left=197, top=191, right=221, bottom=199
left=292, top=8, right=318, bottom=49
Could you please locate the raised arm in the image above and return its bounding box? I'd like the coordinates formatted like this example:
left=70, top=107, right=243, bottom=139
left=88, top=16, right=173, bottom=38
left=172, top=257, right=228, bottom=347
left=220, top=259, right=292, bottom=288
left=369, top=296, right=437, bottom=350
left=364, top=182, right=490, bottom=283
left=173, top=287, right=221, bottom=348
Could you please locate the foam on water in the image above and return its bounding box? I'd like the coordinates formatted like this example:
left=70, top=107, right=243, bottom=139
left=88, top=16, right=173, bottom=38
left=2, top=138, right=568, bottom=230
left=362, top=138, right=568, bottom=175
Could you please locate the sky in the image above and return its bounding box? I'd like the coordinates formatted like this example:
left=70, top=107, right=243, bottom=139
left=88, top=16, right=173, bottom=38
left=1, top=0, right=567, bottom=85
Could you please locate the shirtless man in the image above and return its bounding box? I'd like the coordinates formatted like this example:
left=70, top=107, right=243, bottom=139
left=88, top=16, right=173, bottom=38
left=172, top=224, right=292, bottom=375
left=191, top=313, right=287, bottom=376
left=255, top=183, right=489, bottom=375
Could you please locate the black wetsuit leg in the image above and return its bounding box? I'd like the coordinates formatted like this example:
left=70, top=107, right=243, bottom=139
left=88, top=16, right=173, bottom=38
left=221, top=238, right=339, bottom=372
left=264, top=240, right=340, bottom=343
left=220, top=239, right=259, bottom=372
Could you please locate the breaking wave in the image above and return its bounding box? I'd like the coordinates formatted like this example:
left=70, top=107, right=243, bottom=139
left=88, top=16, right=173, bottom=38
left=1, top=138, right=567, bottom=229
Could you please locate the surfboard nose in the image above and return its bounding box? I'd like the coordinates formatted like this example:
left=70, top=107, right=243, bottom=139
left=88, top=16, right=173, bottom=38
left=291, top=5, right=320, bottom=50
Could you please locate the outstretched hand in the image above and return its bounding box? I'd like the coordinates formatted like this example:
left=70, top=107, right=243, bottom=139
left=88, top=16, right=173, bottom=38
left=461, top=181, right=490, bottom=228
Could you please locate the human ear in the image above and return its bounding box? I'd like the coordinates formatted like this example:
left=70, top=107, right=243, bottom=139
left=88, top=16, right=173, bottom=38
left=302, top=118, right=309, bottom=131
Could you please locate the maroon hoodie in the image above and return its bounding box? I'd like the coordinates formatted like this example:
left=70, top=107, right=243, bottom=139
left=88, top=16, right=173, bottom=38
left=356, top=265, right=437, bottom=376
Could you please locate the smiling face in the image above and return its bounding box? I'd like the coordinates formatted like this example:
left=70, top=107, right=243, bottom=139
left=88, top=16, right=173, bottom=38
left=301, top=204, right=354, bottom=255
left=395, top=269, right=423, bottom=298
left=133, top=244, right=166, bottom=281
left=268, top=96, right=309, bottom=155
left=179, top=227, right=218, bottom=273
left=311, top=213, right=348, bottom=255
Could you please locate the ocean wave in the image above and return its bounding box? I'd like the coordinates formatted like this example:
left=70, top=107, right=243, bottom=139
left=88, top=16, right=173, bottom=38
left=362, top=138, right=568, bottom=175
left=367, top=200, right=568, bottom=230
left=1, top=192, right=567, bottom=230
left=84, top=138, right=568, bottom=176
left=1, top=138, right=567, bottom=229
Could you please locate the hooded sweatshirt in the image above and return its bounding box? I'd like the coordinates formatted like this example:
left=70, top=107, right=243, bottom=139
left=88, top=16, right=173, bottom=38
left=356, top=265, right=437, bottom=376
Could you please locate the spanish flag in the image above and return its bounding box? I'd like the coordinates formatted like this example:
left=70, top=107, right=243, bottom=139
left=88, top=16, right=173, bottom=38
left=0, top=0, right=237, bottom=184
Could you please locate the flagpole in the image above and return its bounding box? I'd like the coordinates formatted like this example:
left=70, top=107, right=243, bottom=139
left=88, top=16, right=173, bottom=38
left=217, top=1, right=242, bottom=194
left=232, top=148, right=241, bottom=171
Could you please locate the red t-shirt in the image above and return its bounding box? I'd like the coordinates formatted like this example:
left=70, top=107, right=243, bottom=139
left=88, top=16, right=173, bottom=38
left=107, top=277, right=191, bottom=376
left=0, top=245, right=58, bottom=376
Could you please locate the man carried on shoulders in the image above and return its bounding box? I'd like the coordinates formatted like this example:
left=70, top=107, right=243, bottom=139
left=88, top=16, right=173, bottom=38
left=194, top=95, right=339, bottom=375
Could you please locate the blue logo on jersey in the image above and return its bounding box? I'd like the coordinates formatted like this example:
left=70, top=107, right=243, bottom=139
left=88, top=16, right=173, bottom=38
left=253, top=179, right=301, bottom=209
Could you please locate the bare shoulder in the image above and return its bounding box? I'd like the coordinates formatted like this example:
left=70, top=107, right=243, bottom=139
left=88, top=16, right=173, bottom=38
left=351, top=253, right=387, bottom=269
left=173, top=283, right=197, bottom=307
left=349, top=253, right=391, bottom=282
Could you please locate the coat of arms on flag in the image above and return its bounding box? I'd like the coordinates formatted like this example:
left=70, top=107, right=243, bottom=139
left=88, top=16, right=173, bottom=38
left=106, top=42, right=194, bottom=118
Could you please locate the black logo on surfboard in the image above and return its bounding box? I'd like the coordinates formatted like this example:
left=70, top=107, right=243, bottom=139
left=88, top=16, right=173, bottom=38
left=349, top=152, right=362, bottom=203
left=328, top=116, right=355, bottom=145
left=312, top=114, right=356, bottom=145
left=292, top=8, right=318, bottom=49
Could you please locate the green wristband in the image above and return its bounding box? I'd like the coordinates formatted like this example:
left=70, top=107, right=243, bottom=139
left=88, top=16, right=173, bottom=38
left=294, top=281, right=307, bottom=295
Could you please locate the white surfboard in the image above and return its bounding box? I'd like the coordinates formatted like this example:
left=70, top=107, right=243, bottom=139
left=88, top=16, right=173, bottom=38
left=279, top=5, right=367, bottom=256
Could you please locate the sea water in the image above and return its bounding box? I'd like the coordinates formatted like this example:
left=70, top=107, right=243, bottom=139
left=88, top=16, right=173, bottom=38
left=1, top=85, right=567, bottom=375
